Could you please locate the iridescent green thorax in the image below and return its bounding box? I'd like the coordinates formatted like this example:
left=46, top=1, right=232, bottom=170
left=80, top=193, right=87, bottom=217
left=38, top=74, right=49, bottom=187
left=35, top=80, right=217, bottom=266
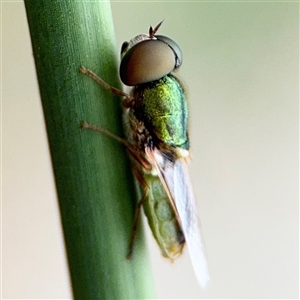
left=132, top=74, right=189, bottom=152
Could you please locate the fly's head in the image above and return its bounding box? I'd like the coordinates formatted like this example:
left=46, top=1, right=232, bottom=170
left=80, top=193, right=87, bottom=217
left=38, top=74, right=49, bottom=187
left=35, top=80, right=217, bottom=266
left=119, top=21, right=183, bottom=86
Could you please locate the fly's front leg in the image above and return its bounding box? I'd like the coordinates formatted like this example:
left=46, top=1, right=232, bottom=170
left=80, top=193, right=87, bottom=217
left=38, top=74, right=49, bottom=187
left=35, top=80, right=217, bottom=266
left=79, top=66, right=134, bottom=107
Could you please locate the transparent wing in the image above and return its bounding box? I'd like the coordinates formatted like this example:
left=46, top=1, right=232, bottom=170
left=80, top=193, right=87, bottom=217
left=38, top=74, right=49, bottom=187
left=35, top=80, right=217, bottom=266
left=166, top=158, right=210, bottom=288
left=147, top=148, right=210, bottom=289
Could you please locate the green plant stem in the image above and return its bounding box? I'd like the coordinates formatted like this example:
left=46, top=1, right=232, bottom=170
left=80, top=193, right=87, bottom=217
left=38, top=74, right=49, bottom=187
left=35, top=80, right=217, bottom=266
left=24, top=1, right=155, bottom=299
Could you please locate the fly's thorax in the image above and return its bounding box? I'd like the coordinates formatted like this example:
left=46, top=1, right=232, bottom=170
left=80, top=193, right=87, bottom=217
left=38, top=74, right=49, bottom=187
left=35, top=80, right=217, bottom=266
left=123, top=107, right=150, bottom=149
left=142, top=172, right=185, bottom=259
left=132, top=74, right=189, bottom=153
left=123, top=108, right=159, bottom=174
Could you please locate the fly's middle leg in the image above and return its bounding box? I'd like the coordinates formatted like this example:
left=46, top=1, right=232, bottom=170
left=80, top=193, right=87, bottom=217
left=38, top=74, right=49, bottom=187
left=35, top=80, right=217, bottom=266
left=81, top=121, right=151, bottom=171
left=81, top=121, right=152, bottom=259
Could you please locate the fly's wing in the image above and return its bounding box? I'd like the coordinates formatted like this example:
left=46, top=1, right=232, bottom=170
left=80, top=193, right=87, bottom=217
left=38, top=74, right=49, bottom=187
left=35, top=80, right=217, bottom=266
left=146, top=148, right=210, bottom=289
left=168, top=158, right=210, bottom=289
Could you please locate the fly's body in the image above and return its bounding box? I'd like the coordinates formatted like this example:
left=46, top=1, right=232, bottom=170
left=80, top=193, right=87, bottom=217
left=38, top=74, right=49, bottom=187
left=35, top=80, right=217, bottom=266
left=125, top=74, right=188, bottom=259
left=80, top=21, right=210, bottom=288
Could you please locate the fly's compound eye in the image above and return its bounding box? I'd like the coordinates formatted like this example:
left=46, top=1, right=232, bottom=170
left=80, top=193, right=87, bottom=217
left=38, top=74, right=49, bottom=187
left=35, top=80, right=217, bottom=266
left=121, top=41, right=129, bottom=57
left=119, top=37, right=182, bottom=86
left=155, top=35, right=182, bottom=69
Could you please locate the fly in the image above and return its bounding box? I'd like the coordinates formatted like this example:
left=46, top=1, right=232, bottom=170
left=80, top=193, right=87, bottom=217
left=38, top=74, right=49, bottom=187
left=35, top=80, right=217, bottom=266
left=80, top=21, right=210, bottom=289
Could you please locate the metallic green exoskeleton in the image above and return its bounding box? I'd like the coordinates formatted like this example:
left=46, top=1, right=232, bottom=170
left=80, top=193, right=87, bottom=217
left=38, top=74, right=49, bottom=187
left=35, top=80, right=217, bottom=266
left=80, top=21, right=210, bottom=288
left=133, top=75, right=189, bottom=151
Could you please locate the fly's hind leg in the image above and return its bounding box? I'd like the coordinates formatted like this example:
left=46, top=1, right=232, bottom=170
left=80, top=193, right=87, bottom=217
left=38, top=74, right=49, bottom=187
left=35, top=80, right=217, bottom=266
left=127, top=166, right=149, bottom=259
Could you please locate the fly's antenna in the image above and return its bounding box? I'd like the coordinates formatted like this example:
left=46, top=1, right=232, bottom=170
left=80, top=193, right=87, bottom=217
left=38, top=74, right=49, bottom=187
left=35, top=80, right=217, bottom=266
left=149, top=20, right=164, bottom=38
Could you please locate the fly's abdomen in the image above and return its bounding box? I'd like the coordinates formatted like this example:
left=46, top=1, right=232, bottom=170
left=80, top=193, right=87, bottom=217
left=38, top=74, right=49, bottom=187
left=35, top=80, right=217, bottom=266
left=142, top=173, right=185, bottom=259
left=133, top=74, right=189, bottom=151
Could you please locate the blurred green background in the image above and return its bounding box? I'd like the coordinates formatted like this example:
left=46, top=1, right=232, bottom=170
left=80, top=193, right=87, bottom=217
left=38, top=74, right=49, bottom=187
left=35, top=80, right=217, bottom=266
left=2, top=1, right=298, bottom=299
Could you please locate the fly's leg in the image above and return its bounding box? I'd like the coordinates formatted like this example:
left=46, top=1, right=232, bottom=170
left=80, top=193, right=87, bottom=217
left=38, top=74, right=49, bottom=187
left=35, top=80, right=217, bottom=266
left=79, top=66, right=134, bottom=107
left=79, top=67, right=151, bottom=258
left=82, top=121, right=151, bottom=259
left=81, top=121, right=151, bottom=171
left=127, top=166, right=149, bottom=259
left=81, top=121, right=133, bottom=149
left=79, top=66, right=138, bottom=160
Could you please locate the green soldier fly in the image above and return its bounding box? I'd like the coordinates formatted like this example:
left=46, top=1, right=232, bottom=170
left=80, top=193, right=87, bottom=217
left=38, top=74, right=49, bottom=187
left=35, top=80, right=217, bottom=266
left=80, top=21, right=210, bottom=289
